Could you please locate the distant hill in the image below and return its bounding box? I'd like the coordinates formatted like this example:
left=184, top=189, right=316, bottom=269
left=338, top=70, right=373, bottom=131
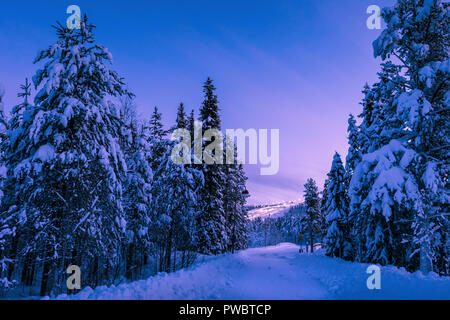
left=247, top=201, right=301, bottom=221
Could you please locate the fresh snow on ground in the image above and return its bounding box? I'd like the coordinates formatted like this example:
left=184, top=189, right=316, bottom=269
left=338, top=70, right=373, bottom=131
left=53, top=243, right=450, bottom=300
left=248, top=201, right=299, bottom=220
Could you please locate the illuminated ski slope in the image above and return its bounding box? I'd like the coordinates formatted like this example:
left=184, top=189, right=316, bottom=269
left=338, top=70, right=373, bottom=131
left=248, top=201, right=300, bottom=220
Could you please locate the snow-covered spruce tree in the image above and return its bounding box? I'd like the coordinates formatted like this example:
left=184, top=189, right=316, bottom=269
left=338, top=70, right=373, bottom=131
left=117, top=96, right=137, bottom=153
left=0, top=82, right=7, bottom=137
left=122, top=121, right=153, bottom=280
left=320, top=178, right=330, bottom=242
left=324, top=153, right=352, bottom=259
left=301, top=178, right=322, bottom=253
left=0, top=17, right=132, bottom=295
left=115, top=96, right=153, bottom=280
left=357, top=84, right=378, bottom=155
left=233, top=164, right=250, bottom=252
left=151, top=121, right=203, bottom=272
left=342, top=113, right=362, bottom=260
left=175, top=103, right=188, bottom=130
left=223, top=139, right=249, bottom=253
left=345, top=114, right=361, bottom=176
left=1, top=79, right=32, bottom=159
left=196, top=78, right=227, bottom=255
left=148, top=106, right=167, bottom=172
left=0, top=82, right=6, bottom=199
left=0, top=83, right=4, bottom=105
left=350, top=141, right=421, bottom=267
left=167, top=103, right=187, bottom=135
left=0, top=81, right=8, bottom=182
left=350, top=0, right=449, bottom=274
left=188, top=109, right=195, bottom=139
left=0, top=82, right=14, bottom=291
left=348, top=78, right=397, bottom=262
left=0, top=80, right=39, bottom=291
left=116, top=96, right=136, bottom=170
left=149, top=106, right=165, bottom=140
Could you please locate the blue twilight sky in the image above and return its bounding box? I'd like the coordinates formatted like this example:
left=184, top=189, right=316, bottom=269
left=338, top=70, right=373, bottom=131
left=0, top=0, right=394, bottom=205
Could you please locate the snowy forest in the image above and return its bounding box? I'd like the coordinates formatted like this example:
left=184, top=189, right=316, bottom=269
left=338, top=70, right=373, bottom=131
left=252, top=0, right=449, bottom=277
left=0, top=17, right=249, bottom=297
left=0, top=0, right=449, bottom=299
left=320, top=0, right=449, bottom=276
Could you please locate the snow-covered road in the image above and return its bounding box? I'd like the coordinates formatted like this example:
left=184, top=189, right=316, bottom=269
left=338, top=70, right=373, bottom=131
left=55, top=243, right=450, bottom=300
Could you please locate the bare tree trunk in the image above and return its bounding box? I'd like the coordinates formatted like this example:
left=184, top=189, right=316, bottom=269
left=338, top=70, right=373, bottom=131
left=7, top=236, right=18, bottom=280
left=173, top=249, right=177, bottom=272
left=165, top=226, right=173, bottom=273
left=126, top=243, right=135, bottom=280
left=420, top=241, right=432, bottom=275
left=181, top=250, right=186, bottom=268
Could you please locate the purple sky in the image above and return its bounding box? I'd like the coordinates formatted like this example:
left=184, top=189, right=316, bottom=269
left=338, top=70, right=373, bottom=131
left=0, top=0, right=394, bottom=204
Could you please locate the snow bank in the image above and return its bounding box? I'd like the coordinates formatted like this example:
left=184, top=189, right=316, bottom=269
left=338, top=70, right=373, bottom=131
left=52, top=243, right=450, bottom=300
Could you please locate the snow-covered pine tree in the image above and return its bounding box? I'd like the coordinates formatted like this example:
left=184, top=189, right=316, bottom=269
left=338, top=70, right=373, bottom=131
left=151, top=112, right=203, bottom=272
left=167, top=103, right=188, bottom=135
left=0, top=82, right=13, bottom=290
left=0, top=17, right=132, bottom=295
left=344, top=113, right=361, bottom=260
left=375, top=0, right=450, bottom=275
left=320, top=178, right=330, bottom=241
left=196, top=78, right=227, bottom=255
left=350, top=64, right=418, bottom=267
left=200, top=78, right=221, bottom=131
left=3, top=79, right=32, bottom=146
left=0, top=81, right=8, bottom=169
left=357, top=84, right=377, bottom=155
left=350, top=0, right=449, bottom=274
left=301, top=178, right=321, bottom=253
left=122, top=120, right=153, bottom=280
left=188, top=109, right=195, bottom=139
left=350, top=140, right=420, bottom=267
left=0, top=80, right=34, bottom=291
left=149, top=106, right=165, bottom=140
left=1, top=79, right=37, bottom=291
left=348, top=80, right=393, bottom=262
left=232, top=164, right=249, bottom=252
left=0, top=82, right=7, bottom=136
left=345, top=114, right=361, bottom=176
left=116, top=96, right=136, bottom=164
left=148, top=106, right=167, bottom=172
left=324, top=153, right=352, bottom=259
left=0, top=83, right=4, bottom=105
left=223, top=138, right=249, bottom=253
left=175, top=103, right=188, bottom=130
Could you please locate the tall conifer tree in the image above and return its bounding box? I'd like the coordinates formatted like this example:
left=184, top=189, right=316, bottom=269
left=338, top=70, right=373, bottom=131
left=196, top=78, right=227, bottom=255
left=0, top=17, right=132, bottom=294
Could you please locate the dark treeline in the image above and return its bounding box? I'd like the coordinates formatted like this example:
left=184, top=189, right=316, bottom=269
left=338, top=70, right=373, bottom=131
left=248, top=205, right=306, bottom=248
left=0, top=17, right=248, bottom=297
left=248, top=204, right=324, bottom=250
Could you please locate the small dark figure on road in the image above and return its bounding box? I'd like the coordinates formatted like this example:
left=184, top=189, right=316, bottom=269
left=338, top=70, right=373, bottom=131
left=298, top=234, right=304, bottom=253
